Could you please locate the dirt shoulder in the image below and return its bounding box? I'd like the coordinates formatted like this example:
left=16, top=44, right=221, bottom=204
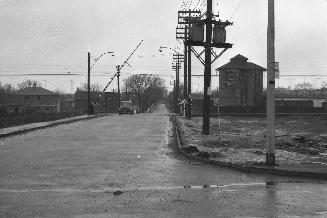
left=176, top=115, right=327, bottom=167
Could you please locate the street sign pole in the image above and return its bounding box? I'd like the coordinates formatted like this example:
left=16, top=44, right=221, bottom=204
left=214, top=98, right=221, bottom=139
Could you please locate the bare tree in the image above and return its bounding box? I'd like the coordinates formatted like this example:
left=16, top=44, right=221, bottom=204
left=124, top=74, right=167, bottom=112
left=17, top=79, right=42, bottom=89
left=53, top=88, right=66, bottom=95
left=321, top=81, right=327, bottom=89
left=294, top=82, right=314, bottom=90
left=76, top=83, right=102, bottom=93
left=0, top=82, right=15, bottom=94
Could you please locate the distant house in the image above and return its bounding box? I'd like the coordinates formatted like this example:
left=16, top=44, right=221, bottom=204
left=74, top=90, right=119, bottom=114
left=0, top=87, right=60, bottom=114
left=217, top=54, right=266, bottom=108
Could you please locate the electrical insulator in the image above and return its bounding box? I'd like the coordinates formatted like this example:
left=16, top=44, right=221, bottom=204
left=212, top=25, right=226, bottom=43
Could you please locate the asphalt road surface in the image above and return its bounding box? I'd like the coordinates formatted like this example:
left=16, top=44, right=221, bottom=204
left=1, top=105, right=327, bottom=217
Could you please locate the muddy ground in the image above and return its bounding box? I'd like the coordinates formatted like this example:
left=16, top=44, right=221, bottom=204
left=177, top=115, right=327, bottom=165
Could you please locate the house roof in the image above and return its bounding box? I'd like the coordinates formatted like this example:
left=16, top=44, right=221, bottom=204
left=12, top=87, right=58, bottom=96
left=217, top=54, right=266, bottom=71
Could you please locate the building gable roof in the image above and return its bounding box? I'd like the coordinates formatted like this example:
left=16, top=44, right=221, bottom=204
left=12, top=87, right=57, bottom=96
left=217, top=54, right=266, bottom=71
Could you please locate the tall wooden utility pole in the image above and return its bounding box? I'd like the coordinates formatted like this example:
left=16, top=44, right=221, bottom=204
left=177, top=10, right=201, bottom=118
left=203, top=0, right=213, bottom=135
left=266, top=0, right=276, bottom=165
left=187, top=41, right=192, bottom=119
left=116, top=65, right=121, bottom=105
left=87, top=52, right=91, bottom=114
left=176, top=58, right=180, bottom=114
left=172, top=60, right=182, bottom=113
left=185, top=3, right=232, bottom=131
left=173, top=53, right=184, bottom=113
left=184, top=28, right=188, bottom=116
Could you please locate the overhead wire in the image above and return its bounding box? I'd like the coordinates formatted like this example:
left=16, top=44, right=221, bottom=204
left=193, top=0, right=202, bottom=10
left=230, top=0, right=245, bottom=20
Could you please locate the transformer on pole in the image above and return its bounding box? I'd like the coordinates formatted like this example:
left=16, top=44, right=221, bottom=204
left=184, top=0, right=233, bottom=135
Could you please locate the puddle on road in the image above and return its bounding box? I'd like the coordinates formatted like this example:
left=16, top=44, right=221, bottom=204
left=0, top=182, right=266, bottom=194
left=317, top=211, right=327, bottom=216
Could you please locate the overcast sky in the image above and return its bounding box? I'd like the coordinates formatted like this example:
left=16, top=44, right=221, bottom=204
left=1, top=0, right=327, bottom=92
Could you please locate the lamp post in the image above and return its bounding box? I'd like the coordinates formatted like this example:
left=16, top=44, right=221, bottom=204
left=87, top=51, right=114, bottom=114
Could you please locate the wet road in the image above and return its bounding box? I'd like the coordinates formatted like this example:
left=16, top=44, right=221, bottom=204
left=1, top=108, right=327, bottom=217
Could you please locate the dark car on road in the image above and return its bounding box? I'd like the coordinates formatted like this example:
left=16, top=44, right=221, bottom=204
left=118, top=100, right=134, bottom=115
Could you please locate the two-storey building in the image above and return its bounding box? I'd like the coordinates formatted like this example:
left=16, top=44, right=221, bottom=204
left=1, top=87, right=60, bottom=114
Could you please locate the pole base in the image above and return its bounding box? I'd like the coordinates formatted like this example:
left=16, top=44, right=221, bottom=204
left=266, top=153, right=276, bottom=166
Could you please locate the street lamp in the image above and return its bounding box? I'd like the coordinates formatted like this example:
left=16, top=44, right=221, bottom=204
left=159, top=46, right=181, bottom=55
left=90, top=51, right=115, bottom=70
left=88, top=51, right=115, bottom=115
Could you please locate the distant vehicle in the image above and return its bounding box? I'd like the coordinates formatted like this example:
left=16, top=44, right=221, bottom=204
left=119, top=100, right=134, bottom=115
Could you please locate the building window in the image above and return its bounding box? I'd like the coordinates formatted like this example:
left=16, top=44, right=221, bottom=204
left=225, top=72, right=238, bottom=87
left=36, top=96, right=41, bottom=102
left=46, top=107, right=50, bottom=112
left=24, top=96, right=30, bottom=102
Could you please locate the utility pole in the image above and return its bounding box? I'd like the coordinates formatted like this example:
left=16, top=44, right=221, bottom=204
left=125, top=82, right=128, bottom=100
left=184, top=27, right=188, bottom=117
left=97, top=40, right=143, bottom=108
left=203, top=0, right=213, bottom=135
left=173, top=80, right=176, bottom=113
left=185, top=1, right=232, bottom=135
left=187, top=43, right=192, bottom=118
left=173, top=53, right=184, bottom=113
left=87, top=52, right=91, bottom=114
left=116, top=65, right=121, bottom=105
left=266, top=0, right=276, bottom=165
left=177, top=10, right=201, bottom=119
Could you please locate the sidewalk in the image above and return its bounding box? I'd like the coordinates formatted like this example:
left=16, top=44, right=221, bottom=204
left=0, top=114, right=106, bottom=138
left=174, top=116, right=327, bottom=179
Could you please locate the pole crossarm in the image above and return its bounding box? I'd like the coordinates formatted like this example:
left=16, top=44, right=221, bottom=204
left=185, top=40, right=233, bottom=49
left=187, top=19, right=233, bottom=26
left=190, top=47, right=205, bottom=66
left=173, top=53, right=184, bottom=57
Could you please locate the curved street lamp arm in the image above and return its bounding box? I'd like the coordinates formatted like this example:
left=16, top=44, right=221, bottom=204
left=90, top=51, right=115, bottom=70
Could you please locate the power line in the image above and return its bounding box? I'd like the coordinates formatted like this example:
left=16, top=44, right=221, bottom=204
left=193, top=0, right=202, bottom=10
left=230, top=0, right=245, bottom=20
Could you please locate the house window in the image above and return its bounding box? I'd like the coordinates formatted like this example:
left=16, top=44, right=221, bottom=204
left=24, top=96, right=29, bottom=102
left=225, top=72, right=238, bottom=87
left=46, top=107, right=50, bottom=112
left=36, top=96, right=41, bottom=102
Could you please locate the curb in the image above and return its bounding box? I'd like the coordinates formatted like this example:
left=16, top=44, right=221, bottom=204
left=0, top=114, right=106, bottom=139
left=172, top=116, right=327, bottom=180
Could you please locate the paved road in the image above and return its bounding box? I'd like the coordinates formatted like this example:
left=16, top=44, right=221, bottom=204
left=1, top=106, right=327, bottom=217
